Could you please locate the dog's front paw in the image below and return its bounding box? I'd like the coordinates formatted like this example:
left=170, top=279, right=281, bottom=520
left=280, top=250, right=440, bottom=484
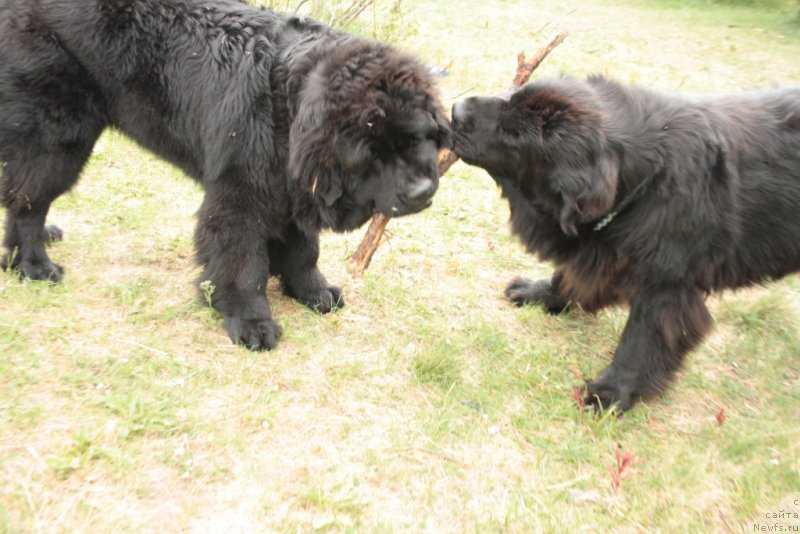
left=583, top=371, right=636, bottom=413
left=505, top=277, right=566, bottom=313
left=17, top=259, right=64, bottom=283
left=297, top=286, right=345, bottom=314
left=505, top=277, right=546, bottom=305
left=225, top=316, right=282, bottom=351
left=41, top=225, right=64, bottom=244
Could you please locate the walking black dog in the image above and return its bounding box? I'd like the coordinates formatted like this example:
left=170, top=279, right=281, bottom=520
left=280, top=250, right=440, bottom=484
left=0, top=0, right=450, bottom=350
left=452, top=75, right=800, bottom=410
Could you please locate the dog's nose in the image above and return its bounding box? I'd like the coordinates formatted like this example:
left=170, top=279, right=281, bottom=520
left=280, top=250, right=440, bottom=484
left=407, top=177, right=436, bottom=200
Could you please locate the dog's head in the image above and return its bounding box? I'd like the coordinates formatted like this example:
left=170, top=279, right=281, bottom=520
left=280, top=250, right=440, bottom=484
left=289, top=38, right=451, bottom=232
left=451, top=78, right=619, bottom=237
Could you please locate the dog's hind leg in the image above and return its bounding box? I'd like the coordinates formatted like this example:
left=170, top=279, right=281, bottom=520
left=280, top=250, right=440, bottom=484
left=584, top=286, right=712, bottom=411
left=1, top=210, right=62, bottom=271
left=1, top=42, right=105, bottom=281
left=2, top=160, right=82, bottom=281
left=1, top=140, right=100, bottom=281
left=1, top=198, right=63, bottom=281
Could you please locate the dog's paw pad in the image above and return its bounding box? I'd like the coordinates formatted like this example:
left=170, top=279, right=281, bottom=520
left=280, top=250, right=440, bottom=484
left=225, top=317, right=282, bottom=351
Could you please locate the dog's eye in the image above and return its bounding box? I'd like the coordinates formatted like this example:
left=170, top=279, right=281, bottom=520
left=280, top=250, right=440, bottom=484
left=501, top=120, right=527, bottom=139
left=395, top=136, right=421, bottom=152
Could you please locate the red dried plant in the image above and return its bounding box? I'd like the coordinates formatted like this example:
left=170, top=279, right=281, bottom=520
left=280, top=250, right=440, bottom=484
left=608, top=444, right=637, bottom=493
left=716, top=408, right=727, bottom=428
left=572, top=386, right=586, bottom=410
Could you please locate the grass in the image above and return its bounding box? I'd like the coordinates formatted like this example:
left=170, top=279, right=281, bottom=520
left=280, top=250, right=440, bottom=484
left=2, top=0, right=800, bottom=531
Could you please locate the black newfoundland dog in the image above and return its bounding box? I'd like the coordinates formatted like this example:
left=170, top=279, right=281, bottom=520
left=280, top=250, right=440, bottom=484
left=452, top=75, right=800, bottom=411
left=0, top=0, right=450, bottom=350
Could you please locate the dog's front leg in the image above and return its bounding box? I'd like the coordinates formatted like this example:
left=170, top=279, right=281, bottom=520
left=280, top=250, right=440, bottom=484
left=505, top=269, right=568, bottom=313
left=584, top=286, right=712, bottom=411
left=269, top=223, right=344, bottom=314
left=194, top=184, right=281, bottom=351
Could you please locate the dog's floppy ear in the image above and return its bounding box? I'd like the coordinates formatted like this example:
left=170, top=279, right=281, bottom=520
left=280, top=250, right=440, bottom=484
left=519, top=89, right=577, bottom=136
left=527, top=88, right=619, bottom=236
left=334, top=105, right=384, bottom=175
left=289, top=96, right=346, bottom=207
left=554, top=149, right=619, bottom=237
left=335, top=136, right=373, bottom=177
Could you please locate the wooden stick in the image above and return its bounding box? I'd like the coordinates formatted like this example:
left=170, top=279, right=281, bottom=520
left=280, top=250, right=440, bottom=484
left=347, top=31, right=568, bottom=277
left=510, top=32, right=568, bottom=90
left=346, top=208, right=392, bottom=277
left=346, top=148, right=458, bottom=276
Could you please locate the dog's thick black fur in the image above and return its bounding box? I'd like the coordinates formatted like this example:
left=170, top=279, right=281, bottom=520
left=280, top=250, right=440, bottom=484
left=452, top=75, right=800, bottom=411
left=0, top=0, right=450, bottom=350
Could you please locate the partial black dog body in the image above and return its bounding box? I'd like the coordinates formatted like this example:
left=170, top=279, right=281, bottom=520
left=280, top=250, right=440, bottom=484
left=452, top=75, right=800, bottom=410
left=0, top=0, right=450, bottom=349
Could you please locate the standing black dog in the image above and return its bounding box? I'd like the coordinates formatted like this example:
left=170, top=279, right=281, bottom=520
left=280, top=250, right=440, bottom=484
left=452, top=75, right=800, bottom=411
left=0, top=0, right=450, bottom=350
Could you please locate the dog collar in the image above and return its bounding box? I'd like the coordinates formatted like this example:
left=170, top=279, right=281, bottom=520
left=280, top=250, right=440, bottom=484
left=593, top=211, right=618, bottom=231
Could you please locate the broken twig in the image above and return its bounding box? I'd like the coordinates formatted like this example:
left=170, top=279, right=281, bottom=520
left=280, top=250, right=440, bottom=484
left=347, top=31, right=568, bottom=277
